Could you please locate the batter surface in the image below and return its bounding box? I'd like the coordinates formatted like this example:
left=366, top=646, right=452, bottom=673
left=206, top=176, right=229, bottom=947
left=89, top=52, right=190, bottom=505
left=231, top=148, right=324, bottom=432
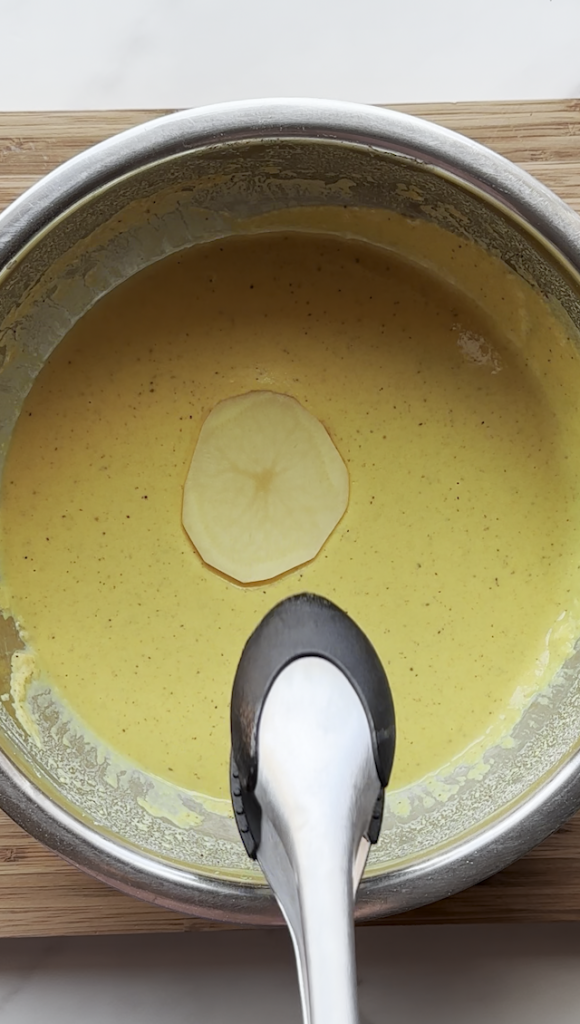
left=2, top=230, right=580, bottom=801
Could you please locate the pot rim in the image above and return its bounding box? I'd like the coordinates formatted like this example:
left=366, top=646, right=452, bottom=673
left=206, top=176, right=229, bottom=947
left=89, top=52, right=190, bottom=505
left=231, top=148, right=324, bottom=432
left=1, top=97, right=580, bottom=924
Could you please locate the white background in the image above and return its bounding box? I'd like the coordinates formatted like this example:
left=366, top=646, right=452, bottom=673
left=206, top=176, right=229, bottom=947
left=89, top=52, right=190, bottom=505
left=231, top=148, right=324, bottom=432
left=2, top=0, right=580, bottom=1020
left=0, top=0, right=580, bottom=109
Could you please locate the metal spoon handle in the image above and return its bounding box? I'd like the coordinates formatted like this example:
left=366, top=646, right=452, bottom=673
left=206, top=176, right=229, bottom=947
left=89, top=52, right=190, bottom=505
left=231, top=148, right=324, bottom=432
left=229, top=594, right=396, bottom=1024
left=255, top=656, right=381, bottom=1024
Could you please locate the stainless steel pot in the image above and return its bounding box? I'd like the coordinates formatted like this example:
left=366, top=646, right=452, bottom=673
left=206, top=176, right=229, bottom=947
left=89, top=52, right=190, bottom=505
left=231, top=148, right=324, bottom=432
left=1, top=99, right=580, bottom=925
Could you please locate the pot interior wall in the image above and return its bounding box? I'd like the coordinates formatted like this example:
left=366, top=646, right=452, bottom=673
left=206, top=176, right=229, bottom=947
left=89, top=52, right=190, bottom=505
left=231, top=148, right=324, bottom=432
left=0, top=137, right=579, bottom=887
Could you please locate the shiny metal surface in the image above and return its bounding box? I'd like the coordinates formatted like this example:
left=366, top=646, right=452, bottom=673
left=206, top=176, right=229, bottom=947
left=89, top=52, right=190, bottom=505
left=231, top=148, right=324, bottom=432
left=255, top=657, right=381, bottom=1024
left=1, top=99, right=580, bottom=923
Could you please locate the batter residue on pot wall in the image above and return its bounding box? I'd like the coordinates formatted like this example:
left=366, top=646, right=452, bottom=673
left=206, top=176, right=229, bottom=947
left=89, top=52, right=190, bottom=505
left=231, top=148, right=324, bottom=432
left=2, top=223, right=580, bottom=805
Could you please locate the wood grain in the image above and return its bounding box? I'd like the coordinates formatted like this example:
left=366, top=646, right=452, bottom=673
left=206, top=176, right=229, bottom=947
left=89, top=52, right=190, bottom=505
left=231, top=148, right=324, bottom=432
left=1, top=100, right=580, bottom=935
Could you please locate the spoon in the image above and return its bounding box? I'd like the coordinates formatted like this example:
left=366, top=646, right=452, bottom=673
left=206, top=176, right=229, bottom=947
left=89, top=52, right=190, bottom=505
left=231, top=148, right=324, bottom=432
left=230, top=593, right=396, bottom=1024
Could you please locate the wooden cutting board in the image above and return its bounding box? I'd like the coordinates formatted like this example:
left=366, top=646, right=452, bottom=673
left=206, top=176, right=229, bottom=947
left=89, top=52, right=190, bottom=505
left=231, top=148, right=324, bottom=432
left=1, top=100, right=580, bottom=936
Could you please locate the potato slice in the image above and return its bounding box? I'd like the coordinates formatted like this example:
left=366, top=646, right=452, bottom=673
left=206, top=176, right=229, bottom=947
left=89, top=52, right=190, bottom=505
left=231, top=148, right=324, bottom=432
left=183, top=391, right=349, bottom=583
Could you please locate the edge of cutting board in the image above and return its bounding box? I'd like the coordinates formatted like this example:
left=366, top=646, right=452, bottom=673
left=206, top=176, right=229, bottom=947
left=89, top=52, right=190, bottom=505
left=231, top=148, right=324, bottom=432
left=0, top=99, right=580, bottom=934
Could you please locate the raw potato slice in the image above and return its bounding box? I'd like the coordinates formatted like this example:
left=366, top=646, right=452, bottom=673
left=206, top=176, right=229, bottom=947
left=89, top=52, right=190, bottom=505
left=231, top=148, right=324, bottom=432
left=183, top=391, right=349, bottom=583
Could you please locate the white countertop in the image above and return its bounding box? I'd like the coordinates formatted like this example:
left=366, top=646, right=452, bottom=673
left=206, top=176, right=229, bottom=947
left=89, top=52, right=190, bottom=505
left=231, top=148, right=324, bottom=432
left=1, top=924, right=580, bottom=1023
left=2, top=0, right=580, bottom=1020
left=1, top=0, right=579, bottom=109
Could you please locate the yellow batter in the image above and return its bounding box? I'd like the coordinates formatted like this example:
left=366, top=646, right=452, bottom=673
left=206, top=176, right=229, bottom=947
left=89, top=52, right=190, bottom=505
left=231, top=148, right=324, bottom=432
left=2, top=229, right=580, bottom=802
